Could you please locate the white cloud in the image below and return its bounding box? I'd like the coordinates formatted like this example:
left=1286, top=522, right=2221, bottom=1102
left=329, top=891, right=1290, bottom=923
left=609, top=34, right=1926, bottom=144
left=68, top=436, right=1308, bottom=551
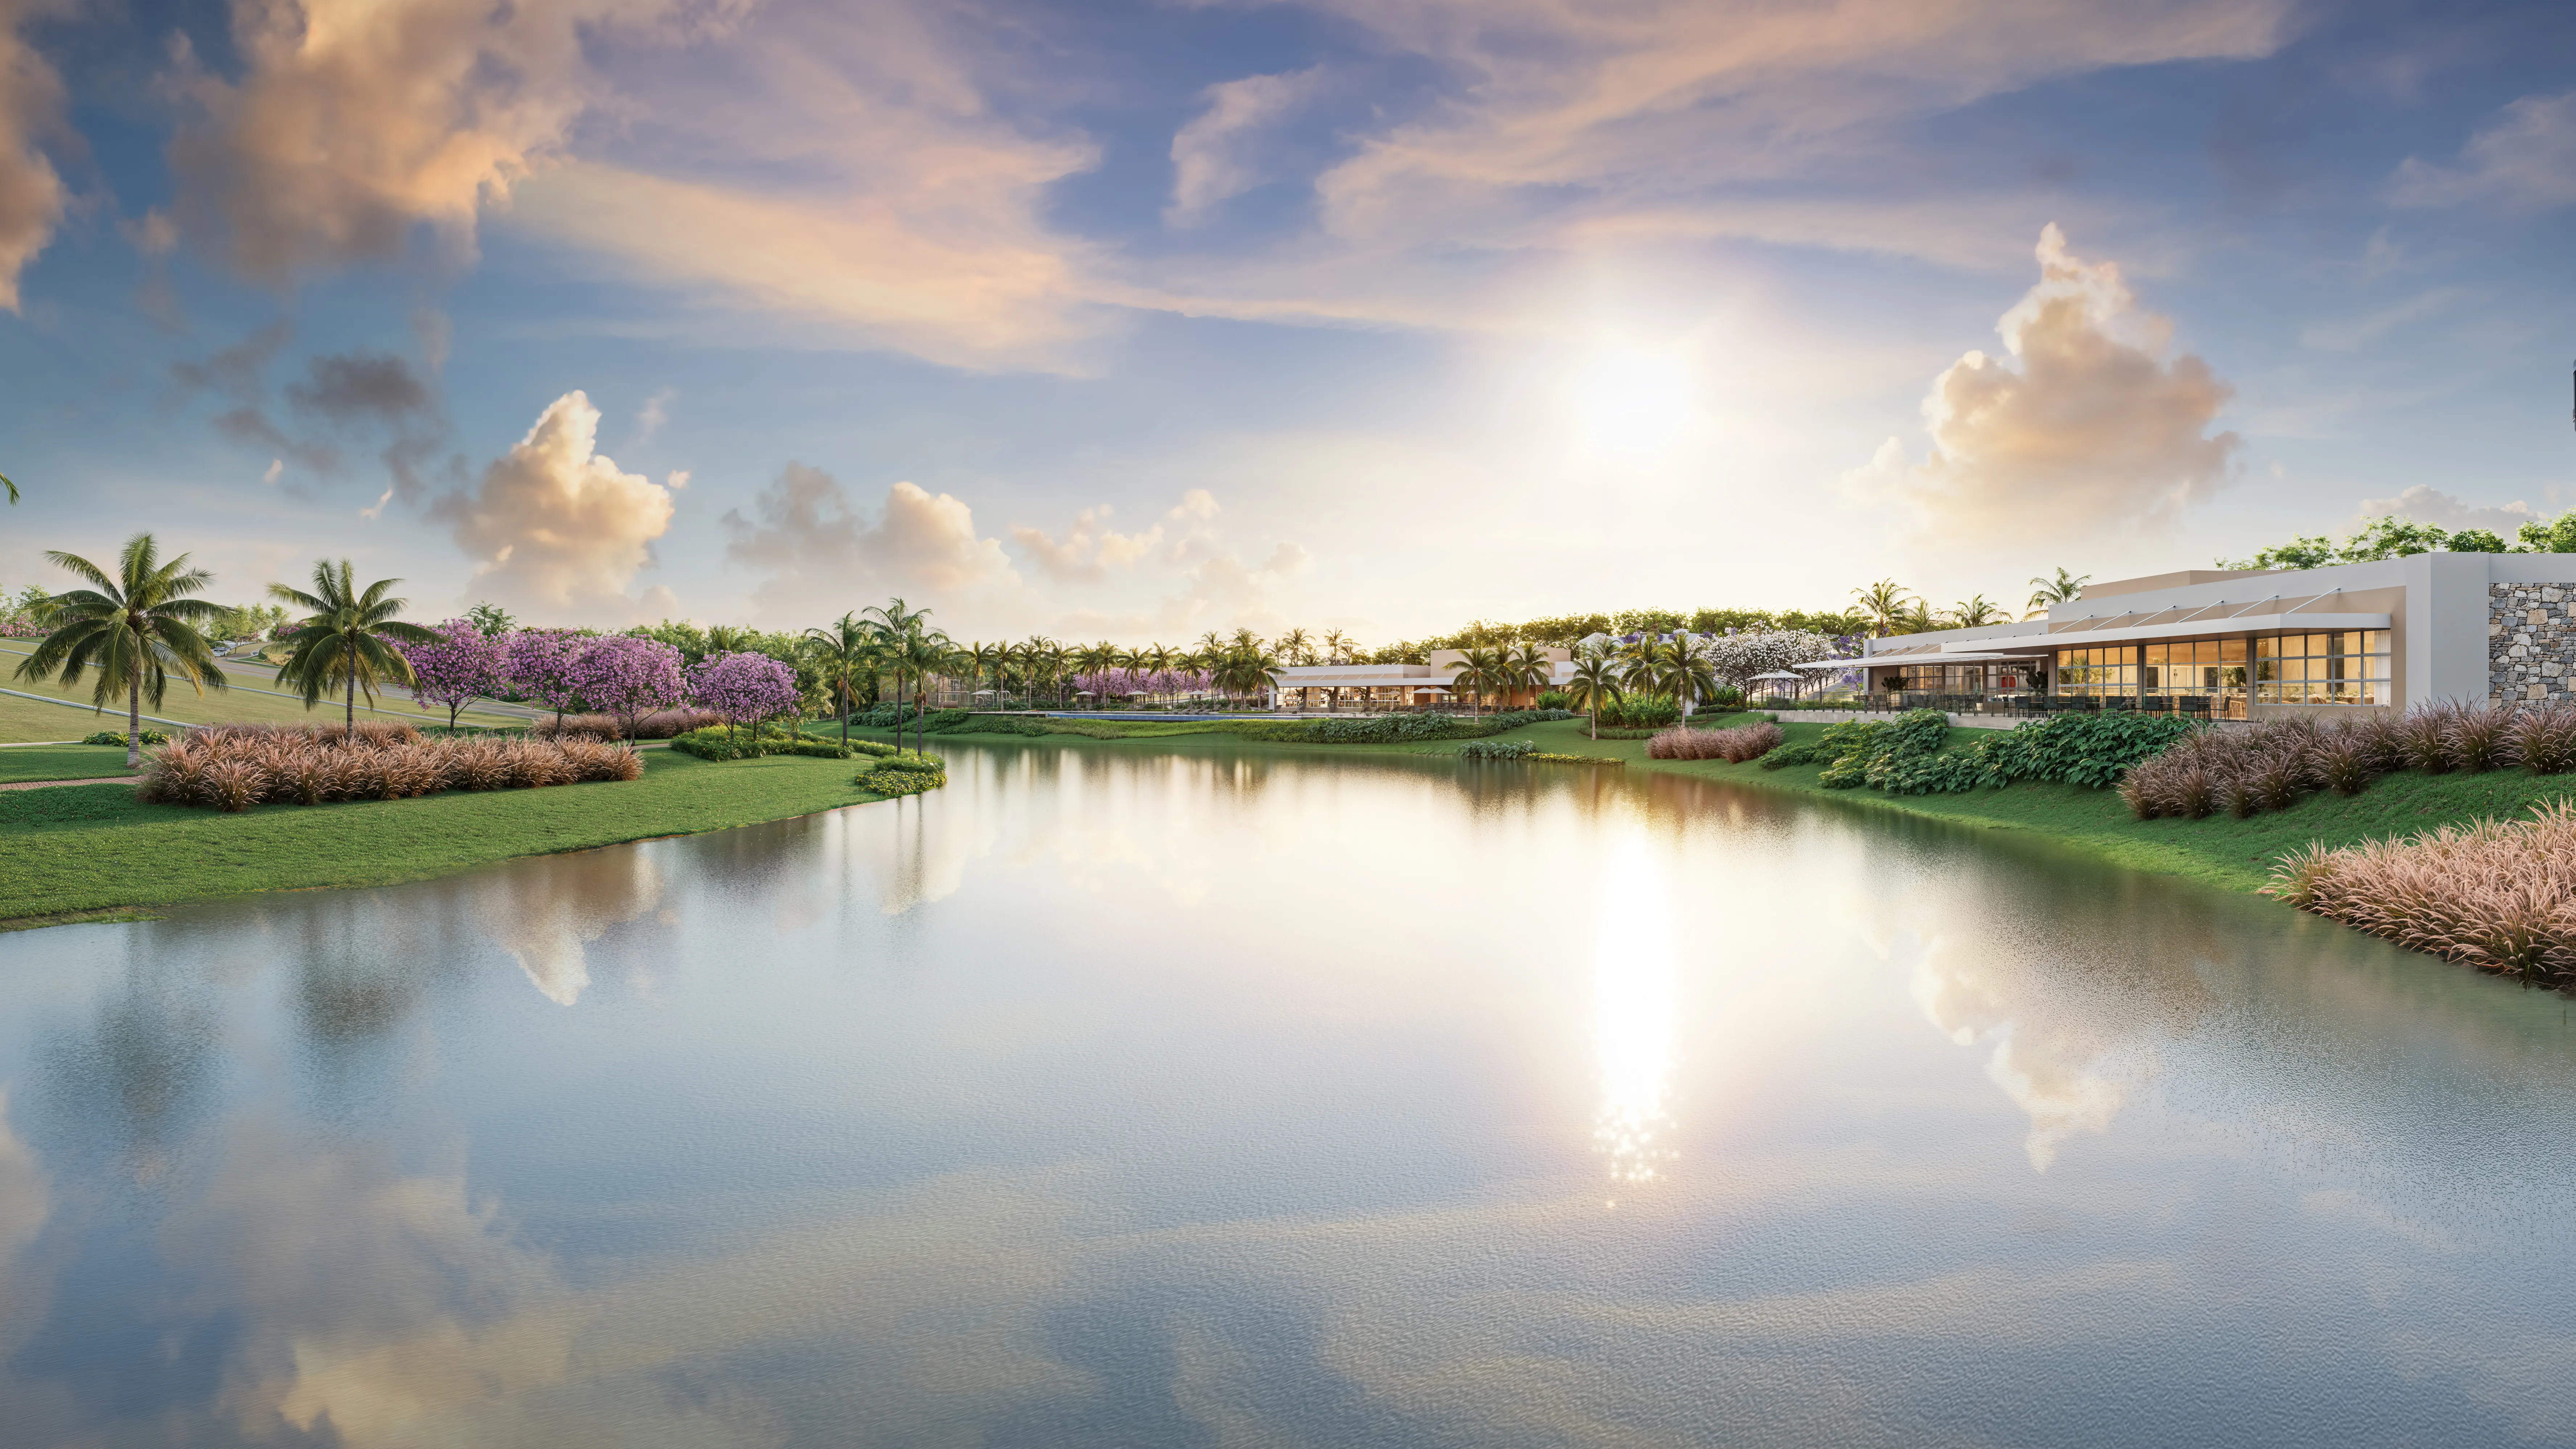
left=2297, top=286, right=2467, bottom=353
left=1850, top=224, right=2239, bottom=542
left=163, top=0, right=675, bottom=278
left=2354, top=484, right=2535, bottom=534
left=438, top=390, right=678, bottom=621
left=1010, top=505, right=1165, bottom=584
left=1166, top=67, right=1327, bottom=227
left=722, top=464, right=1017, bottom=621
left=636, top=387, right=676, bottom=440
left=2391, top=91, right=2576, bottom=214
left=1299, top=0, right=2288, bottom=246
left=0, top=0, right=68, bottom=311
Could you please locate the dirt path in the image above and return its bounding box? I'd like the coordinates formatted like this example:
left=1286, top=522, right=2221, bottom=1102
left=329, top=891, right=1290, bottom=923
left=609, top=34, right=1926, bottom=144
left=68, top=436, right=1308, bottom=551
left=0, top=775, right=137, bottom=792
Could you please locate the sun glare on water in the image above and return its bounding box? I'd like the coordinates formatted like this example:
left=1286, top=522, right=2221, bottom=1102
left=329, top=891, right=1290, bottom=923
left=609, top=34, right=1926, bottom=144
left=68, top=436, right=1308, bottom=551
left=1592, top=831, right=1680, bottom=1186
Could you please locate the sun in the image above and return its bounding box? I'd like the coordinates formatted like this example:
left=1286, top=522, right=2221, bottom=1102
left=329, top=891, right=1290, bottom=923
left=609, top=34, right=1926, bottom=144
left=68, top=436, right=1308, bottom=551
left=1570, top=342, right=1703, bottom=461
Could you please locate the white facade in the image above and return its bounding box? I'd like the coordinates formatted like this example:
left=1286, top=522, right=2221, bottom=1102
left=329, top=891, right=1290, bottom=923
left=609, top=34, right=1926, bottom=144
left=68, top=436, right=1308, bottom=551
left=1853, top=554, right=2576, bottom=716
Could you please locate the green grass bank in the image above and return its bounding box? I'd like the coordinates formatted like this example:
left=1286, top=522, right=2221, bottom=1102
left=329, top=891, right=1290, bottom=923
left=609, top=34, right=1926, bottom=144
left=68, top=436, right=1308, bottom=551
left=871, top=711, right=2576, bottom=895
left=0, top=750, right=890, bottom=928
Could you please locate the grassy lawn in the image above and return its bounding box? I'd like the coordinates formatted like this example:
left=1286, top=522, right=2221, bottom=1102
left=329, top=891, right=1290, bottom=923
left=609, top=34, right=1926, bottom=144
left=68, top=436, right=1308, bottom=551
left=0, top=642, right=532, bottom=741
left=0, top=750, right=887, bottom=927
left=0, top=744, right=139, bottom=783
left=1497, top=714, right=2576, bottom=894
left=879, top=711, right=2576, bottom=896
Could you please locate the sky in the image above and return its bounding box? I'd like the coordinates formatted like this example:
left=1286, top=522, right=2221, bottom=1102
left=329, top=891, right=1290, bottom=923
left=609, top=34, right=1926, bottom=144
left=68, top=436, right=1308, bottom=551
left=0, top=0, right=2571, bottom=644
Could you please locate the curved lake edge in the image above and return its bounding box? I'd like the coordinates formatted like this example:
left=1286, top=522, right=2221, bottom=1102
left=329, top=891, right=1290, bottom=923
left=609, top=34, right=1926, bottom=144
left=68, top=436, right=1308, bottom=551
left=854, top=718, right=2576, bottom=995
left=0, top=750, right=916, bottom=929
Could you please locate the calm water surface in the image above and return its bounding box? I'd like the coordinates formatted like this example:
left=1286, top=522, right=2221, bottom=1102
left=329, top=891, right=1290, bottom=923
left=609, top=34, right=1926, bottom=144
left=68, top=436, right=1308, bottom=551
left=3, top=742, right=2575, bottom=1446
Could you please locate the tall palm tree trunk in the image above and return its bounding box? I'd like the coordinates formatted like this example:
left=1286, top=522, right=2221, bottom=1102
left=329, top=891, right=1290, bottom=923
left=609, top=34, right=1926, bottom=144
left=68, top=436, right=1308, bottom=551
left=127, top=678, right=141, bottom=768
left=346, top=663, right=358, bottom=740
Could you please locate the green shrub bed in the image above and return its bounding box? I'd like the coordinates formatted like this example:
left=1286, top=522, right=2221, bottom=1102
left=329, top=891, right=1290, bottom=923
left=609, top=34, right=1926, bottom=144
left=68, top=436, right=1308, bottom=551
left=857, top=752, right=947, bottom=796
left=1227, top=709, right=1576, bottom=745
left=1760, top=709, right=2196, bottom=796
left=672, top=723, right=864, bottom=762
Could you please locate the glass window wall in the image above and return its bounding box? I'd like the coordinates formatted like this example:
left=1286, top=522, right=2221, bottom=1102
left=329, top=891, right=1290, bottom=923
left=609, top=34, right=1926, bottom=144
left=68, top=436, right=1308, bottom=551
left=2053, top=645, right=2136, bottom=698
left=2144, top=639, right=2249, bottom=720
left=2255, top=631, right=2391, bottom=706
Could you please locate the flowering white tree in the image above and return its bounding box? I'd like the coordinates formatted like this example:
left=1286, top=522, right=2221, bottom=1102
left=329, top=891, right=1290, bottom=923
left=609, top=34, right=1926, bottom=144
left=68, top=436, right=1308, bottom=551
left=1704, top=630, right=1837, bottom=691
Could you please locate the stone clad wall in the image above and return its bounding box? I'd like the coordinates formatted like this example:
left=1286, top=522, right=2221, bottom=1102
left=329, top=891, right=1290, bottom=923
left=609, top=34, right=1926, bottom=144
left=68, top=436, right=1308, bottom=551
left=2490, top=582, right=2576, bottom=703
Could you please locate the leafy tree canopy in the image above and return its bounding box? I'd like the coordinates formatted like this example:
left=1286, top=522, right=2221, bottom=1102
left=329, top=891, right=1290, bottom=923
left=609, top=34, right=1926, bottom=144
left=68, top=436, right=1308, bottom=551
left=2223, top=513, right=2531, bottom=570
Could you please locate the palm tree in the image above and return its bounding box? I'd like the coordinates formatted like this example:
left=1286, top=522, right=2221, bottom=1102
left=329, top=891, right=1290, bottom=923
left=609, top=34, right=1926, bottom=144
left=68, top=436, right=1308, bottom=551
left=1503, top=643, right=1553, bottom=706
left=965, top=640, right=1004, bottom=711
left=2026, top=567, right=2090, bottom=617
left=804, top=612, right=877, bottom=749
left=1036, top=638, right=1069, bottom=709
left=1631, top=637, right=1720, bottom=715
left=862, top=597, right=936, bottom=735
left=1897, top=599, right=1936, bottom=635
left=16, top=533, right=229, bottom=766
left=268, top=559, right=438, bottom=741
left=1221, top=647, right=1285, bottom=710
left=890, top=629, right=956, bottom=754
left=1176, top=647, right=1211, bottom=707
left=1445, top=646, right=1503, bottom=719
left=1564, top=650, right=1621, bottom=741
left=1073, top=639, right=1117, bottom=706
left=0, top=472, right=16, bottom=504
left=1945, top=594, right=2005, bottom=629
left=1851, top=579, right=1911, bottom=637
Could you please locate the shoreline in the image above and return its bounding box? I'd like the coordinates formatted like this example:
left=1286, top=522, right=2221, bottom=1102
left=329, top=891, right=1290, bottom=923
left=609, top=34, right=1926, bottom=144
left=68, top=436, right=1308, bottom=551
left=0, top=750, right=903, bottom=929
left=850, top=714, right=2576, bottom=898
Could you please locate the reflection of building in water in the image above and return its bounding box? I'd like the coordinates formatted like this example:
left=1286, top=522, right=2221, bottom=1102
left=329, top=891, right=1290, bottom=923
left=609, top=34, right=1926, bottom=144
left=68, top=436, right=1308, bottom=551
left=475, top=852, right=663, bottom=1005
left=1592, top=834, right=1678, bottom=1183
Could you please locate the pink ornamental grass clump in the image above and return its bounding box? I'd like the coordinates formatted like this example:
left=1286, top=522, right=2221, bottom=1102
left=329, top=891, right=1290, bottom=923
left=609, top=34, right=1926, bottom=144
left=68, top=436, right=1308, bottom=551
left=1646, top=721, right=1779, bottom=762
left=136, top=726, right=640, bottom=812
left=2269, top=799, right=2576, bottom=987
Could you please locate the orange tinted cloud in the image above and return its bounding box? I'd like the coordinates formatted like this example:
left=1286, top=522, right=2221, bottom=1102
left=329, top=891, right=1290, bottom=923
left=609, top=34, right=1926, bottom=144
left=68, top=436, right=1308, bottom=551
left=1853, top=225, right=2239, bottom=540
left=0, top=0, right=67, bottom=310
left=723, top=465, right=1017, bottom=621
left=165, top=0, right=681, bottom=277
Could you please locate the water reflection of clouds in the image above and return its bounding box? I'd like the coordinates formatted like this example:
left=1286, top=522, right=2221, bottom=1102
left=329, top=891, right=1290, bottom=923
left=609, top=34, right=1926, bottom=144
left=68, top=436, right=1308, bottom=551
left=0, top=1092, right=53, bottom=1367
left=11, top=744, right=2576, bottom=1443
left=473, top=851, right=664, bottom=1005
left=1880, top=868, right=2221, bottom=1172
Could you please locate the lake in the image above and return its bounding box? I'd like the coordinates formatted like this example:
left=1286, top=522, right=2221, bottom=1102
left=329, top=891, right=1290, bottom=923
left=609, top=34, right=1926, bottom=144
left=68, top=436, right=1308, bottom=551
left=2, top=740, right=2573, bottom=1446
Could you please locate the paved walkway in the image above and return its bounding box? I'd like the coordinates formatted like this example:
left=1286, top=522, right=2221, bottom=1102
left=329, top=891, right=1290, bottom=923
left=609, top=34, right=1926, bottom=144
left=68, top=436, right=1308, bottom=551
left=0, top=774, right=138, bottom=792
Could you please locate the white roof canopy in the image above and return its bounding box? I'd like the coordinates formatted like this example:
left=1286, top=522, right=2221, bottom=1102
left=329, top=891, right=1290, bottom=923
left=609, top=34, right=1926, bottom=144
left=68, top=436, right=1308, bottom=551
left=1939, top=611, right=2388, bottom=652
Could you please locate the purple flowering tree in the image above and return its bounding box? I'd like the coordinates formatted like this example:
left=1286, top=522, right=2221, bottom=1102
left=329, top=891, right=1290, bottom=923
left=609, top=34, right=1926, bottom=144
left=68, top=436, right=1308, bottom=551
left=689, top=650, right=799, bottom=746
left=568, top=636, right=687, bottom=740
left=400, top=618, right=505, bottom=731
left=504, top=628, right=591, bottom=731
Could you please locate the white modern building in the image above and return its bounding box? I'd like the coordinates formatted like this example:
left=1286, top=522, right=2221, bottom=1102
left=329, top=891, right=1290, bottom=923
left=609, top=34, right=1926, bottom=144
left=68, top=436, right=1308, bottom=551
left=1275, top=648, right=1578, bottom=710
left=1838, top=554, right=2576, bottom=719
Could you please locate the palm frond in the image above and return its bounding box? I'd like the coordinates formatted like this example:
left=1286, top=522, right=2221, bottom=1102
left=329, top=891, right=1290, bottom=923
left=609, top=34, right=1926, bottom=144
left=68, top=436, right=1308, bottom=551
left=41, top=551, right=118, bottom=595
